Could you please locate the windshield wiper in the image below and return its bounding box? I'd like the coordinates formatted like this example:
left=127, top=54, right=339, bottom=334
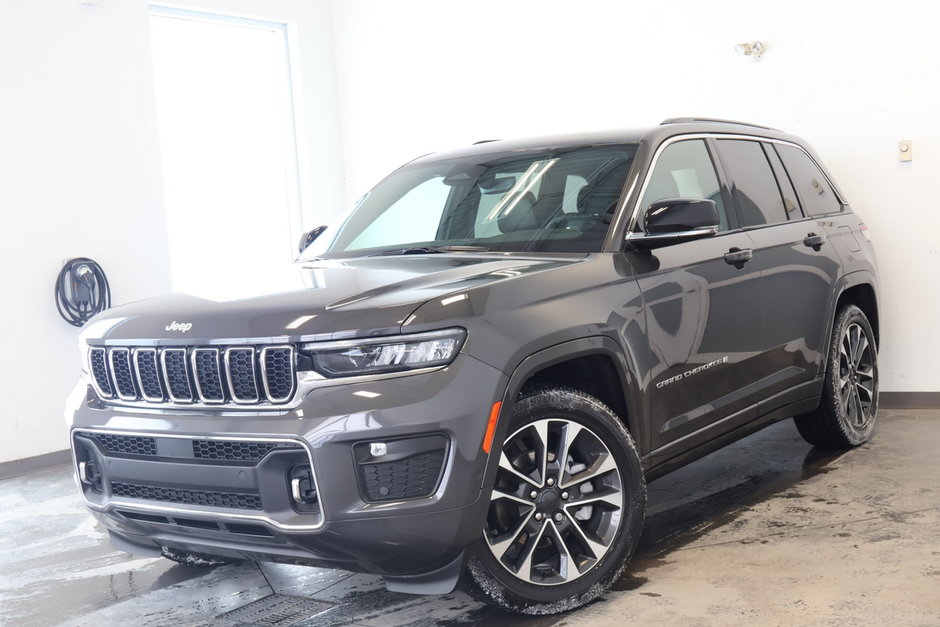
left=371, top=245, right=490, bottom=256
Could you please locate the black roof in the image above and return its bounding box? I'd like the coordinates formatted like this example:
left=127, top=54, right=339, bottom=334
left=413, top=118, right=804, bottom=164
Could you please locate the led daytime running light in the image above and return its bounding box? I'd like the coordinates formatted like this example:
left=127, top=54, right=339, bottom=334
left=302, top=329, right=466, bottom=378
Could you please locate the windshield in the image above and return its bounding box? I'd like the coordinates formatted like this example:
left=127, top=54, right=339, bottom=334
left=301, top=144, right=638, bottom=258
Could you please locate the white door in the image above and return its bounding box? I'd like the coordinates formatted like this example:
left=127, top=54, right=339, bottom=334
left=149, top=8, right=304, bottom=301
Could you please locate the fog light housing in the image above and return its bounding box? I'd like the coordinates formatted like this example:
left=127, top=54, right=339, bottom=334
left=353, top=434, right=448, bottom=502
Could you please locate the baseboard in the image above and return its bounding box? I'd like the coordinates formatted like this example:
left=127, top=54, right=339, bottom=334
left=880, top=392, right=940, bottom=409
left=0, top=449, right=71, bottom=480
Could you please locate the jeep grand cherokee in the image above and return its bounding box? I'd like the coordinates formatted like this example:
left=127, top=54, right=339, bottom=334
left=66, top=118, right=879, bottom=614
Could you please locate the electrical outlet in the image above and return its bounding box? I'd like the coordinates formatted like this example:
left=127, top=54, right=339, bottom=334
left=899, top=140, right=913, bottom=162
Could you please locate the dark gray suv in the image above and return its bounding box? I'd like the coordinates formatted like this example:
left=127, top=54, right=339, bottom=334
left=67, top=118, right=879, bottom=614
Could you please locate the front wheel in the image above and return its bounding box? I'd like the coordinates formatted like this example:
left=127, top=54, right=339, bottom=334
left=463, top=387, right=646, bottom=615
left=794, top=304, right=878, bottom=448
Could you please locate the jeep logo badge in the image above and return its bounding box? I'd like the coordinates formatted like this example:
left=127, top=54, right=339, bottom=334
left=165, top=321, right=193, bottom=333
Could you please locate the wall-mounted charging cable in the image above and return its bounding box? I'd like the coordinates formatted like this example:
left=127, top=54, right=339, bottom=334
left=55, top=257, right=111, bottom=327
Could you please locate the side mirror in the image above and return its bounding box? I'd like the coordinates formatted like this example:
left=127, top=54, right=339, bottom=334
left=298, top=226, right=328, bottom=253
left=629, top=198, right=718, bottom=249
left=645, top=198, right=719, bottom=233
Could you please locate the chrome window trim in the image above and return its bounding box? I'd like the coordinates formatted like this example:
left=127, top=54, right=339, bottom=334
left=132, top=348, right=165, bottom=403
left=108, top=347, right=139, bottom=401
left=191, top=348, right=226, bottom=404
left=626, top=226, right=719, bottom=245
left=88, top=347, right=115, bottom=399
left=260, top=345, right=296, bottom=404
left=224, top=347, right=260, bottom=404
left=625, top=133, right=846, bottom=237
left=72, top=428, right=325, bottom=532
left=160, top=348, right=194, bottom=403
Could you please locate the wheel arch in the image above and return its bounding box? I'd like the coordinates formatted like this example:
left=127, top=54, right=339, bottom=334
left=481, top=336, right=645, bottom=489
left=835, top=279, right=879, bottom=347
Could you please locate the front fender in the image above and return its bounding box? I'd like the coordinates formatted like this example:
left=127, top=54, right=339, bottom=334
left=480, top=335, right=646, bottom=490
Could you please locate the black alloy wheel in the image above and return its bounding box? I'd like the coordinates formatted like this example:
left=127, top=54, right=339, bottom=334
left=795, top=304, right=878, bottom=447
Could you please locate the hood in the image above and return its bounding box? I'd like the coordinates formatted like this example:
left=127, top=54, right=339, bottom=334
left=84, top=255, right=583, bottom=344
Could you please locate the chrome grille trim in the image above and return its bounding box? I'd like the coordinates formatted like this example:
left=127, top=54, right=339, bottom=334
left=89, top=344, right=296, bottom=407
left=225, top=347, right=260, bottom=404
left=260, top=345, right=296, bottom=404
left=161, top=348, right=194, bottom=403
left=191, top=348, right=225, bottom=404
left=132, top=348, right=165, bottom=402
left=89, top=347, right=115, bottom=399
left=108, top=348, right=138, bottom=401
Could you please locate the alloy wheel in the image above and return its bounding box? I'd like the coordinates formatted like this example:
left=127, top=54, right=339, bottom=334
left=483, top=418, right=624, bottom=586
left=839, top=322, right=875, bottom=428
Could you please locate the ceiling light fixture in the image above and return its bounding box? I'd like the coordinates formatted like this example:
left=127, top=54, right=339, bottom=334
left=735, top=41, right=765, bottom=61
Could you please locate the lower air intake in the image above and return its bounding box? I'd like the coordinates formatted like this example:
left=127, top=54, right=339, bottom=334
left=111, top=482, right=263, bottom=510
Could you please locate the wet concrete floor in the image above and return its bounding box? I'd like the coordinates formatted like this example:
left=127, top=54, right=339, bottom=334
left=1, top=409, right=938, bottom=626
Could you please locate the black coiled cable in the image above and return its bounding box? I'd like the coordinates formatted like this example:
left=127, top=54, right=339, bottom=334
left=55, top=257, right=111, bottom=327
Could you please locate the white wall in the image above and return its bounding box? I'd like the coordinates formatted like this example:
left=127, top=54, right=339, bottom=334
left=0, top=0, right=172, bottom=463
left=0, top=0, right=344, bottom=464
left=330, top=0, right=940, bottom=392
left=2, top=0, right=935, bottom=463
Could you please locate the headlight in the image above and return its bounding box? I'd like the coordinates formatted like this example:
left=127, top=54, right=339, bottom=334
left=302, top=328, right=466, bottom=378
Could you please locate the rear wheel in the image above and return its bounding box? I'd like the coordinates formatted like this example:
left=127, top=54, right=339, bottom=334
left=463, top=387, right=645, bottom=614
left=795, top=304, right=878, bottom=447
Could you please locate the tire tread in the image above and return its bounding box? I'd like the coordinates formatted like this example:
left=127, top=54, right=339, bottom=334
left=794, top=304, right=877, bottom=448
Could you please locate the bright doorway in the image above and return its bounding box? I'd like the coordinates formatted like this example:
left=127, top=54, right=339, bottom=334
left=149, top=7, right=305, bottom=301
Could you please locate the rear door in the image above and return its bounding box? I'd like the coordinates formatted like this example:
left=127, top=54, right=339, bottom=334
left=628, top=138, right=763, bottom=459
left=713, top=138, right=841, bottom=409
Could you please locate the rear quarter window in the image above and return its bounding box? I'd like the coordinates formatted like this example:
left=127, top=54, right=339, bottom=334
left=775, top=144, right=842, bottom=216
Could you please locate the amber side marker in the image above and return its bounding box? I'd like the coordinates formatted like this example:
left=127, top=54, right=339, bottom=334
left=482, top=401, right=502, bottom=454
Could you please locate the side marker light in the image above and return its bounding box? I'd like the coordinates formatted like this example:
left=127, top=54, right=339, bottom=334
left=482, top=401, right=502, bottom=454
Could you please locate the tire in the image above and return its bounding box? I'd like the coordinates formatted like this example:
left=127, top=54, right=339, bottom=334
left=160, top=547, right=241, bottom=567
left=794, top=304, right=878, bottom=448
left=463, top=386, right=646, bottom=615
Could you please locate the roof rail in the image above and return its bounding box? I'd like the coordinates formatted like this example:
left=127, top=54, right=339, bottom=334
left=660, top=117, right=778, bottom=131
left=473, top=139, right=500, bottom=145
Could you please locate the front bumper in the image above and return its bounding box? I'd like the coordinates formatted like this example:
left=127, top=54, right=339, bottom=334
left=66, top=353, right=506, bottom=581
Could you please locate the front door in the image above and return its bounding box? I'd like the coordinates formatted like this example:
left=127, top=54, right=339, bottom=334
left=627, top=138, right=764, bottom=459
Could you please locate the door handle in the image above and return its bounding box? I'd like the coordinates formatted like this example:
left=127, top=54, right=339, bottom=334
left=803, top=233, right=825, bottom=251
left=724, top=247, right=753, bottom=269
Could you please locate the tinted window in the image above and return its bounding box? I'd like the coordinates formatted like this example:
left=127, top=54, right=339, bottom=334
left=301, top=144, right=637, bottom=258
left=776, top=144, right=842, bottom=216
left=716, top=139, right=787, bottom=227
left=764, top=143, right=803, bottom=219
left=349, top=177, right=449, bottom=249
left=640, top=139, right=728, bottom=231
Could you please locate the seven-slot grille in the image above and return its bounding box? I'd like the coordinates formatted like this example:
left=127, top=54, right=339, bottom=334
left=88, top=345, right=295, bottom=406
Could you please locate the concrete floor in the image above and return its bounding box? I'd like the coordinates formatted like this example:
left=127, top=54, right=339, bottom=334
left=1, top=409, right=938, bottom=626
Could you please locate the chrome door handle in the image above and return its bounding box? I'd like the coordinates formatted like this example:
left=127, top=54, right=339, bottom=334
left=803, top=233, right=825, bottom=251
left=724, top=247, right=753, bottom=269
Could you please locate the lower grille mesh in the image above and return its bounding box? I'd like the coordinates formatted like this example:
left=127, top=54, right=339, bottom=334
left=192, top=440, right=297, bottom=462
left=111, top=482, right=263, bottom=510
left=361, top=450, right=446, bottom=501
left=90, top=433, right=158, bottom=457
